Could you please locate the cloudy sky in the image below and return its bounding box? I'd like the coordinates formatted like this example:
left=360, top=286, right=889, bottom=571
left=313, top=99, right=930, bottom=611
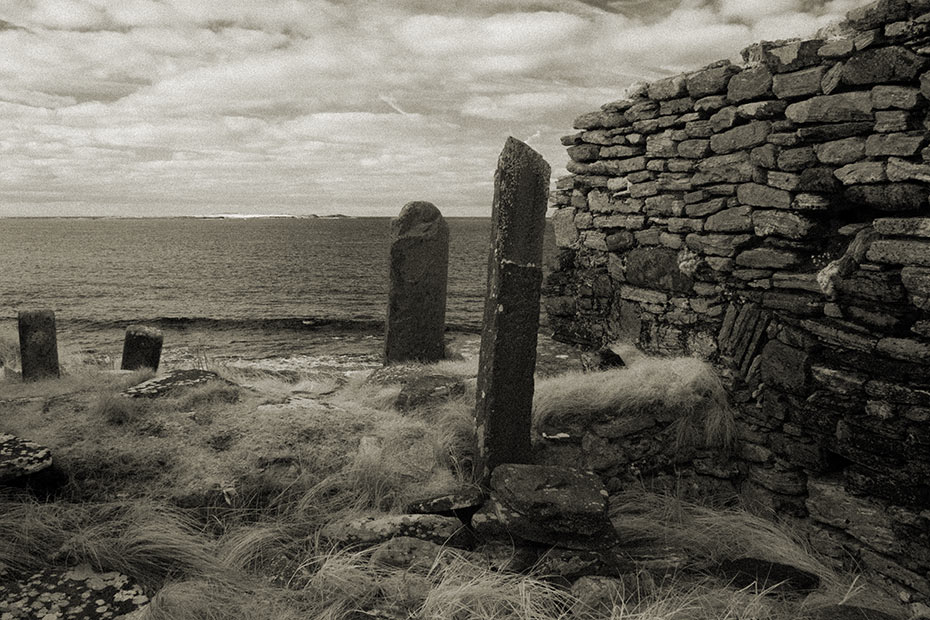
left=0, top=0, right=863, bottom=217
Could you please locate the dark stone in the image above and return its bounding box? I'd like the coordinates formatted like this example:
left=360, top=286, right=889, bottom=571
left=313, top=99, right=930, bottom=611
left=761, top=340, right=809, bottom=394
left=625, top=247, right=693, bottom=293
left=687, top=62, right=740, bottom=98
left=320, top=514, right=473, bottom=548
left=846, top=465, right=930, bottom=508
left=475, top=138, right=550, bottom=483
left=714, top=557, right=820, bottom=595
left=405, top=487, right=487, bottom=522
left=472, top=464, right=615, bottom=549
left=842, top=46, right=926, bottom=86
left=805, top=605, right=901, bottom=620
left=797, top=122, right=875, bottom=142
left=581, top=347, right=626, bottom=372
left=727, top=65, right=773, bottom=102
left=0, top=433, right=53, bottom=483
left=384, top=201, right=449, bottom=364
left=394, top=374, right=466, bottom=412
left=17, top=310, right=59, bottom=381
left=121, top=325, right=163, bottom=371
left=844, top=183, right=928, bottom=211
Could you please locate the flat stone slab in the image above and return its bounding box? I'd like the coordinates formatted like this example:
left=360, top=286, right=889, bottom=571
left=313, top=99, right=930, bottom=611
left=0, top=564, right=148, bottom=619
left=320, top=514, right=472, bottom=549
left=122, top=369, right=232, bottom=398
left=0, top=434, right=52, bottom=483
left=404, top=487, right=487, bottom=517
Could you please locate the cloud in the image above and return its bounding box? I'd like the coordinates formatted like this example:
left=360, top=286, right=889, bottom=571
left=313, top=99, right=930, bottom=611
left=0, top=0, right=857, bottom=216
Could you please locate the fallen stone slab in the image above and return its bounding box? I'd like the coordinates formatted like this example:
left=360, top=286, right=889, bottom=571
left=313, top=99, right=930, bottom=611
left=122, top=369, right=233, bottom=398
left=0, top=434, right=52, bottom=483
left=320, top=514, right=472, bottom=549
left=0, top=564, right=149, bottom=619
left=404, top=487, right=486, bottom=522
left=714, top=557, right=820, bottom=595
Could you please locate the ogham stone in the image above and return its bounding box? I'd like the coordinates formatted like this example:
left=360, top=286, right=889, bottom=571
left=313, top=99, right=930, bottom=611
left=121, top=325, right=164, bottom=371
left=384, top=201, right=450, bottom=364
left=475, top=137, right=550, bottom=484
left=18, top=310, right=59, bottom=381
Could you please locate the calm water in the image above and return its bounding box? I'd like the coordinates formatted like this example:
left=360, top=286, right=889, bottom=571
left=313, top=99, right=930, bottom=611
left=0, top=217, right=555, bottom=369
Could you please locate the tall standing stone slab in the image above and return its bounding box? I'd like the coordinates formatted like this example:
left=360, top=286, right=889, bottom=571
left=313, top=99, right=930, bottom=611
left=121, top=325, right=164, bottom=371
left=475, top=137, right=551, bottom=484
left=384, top=201, right=449, bottom=364
left=18, top=310, right=59, bottom=381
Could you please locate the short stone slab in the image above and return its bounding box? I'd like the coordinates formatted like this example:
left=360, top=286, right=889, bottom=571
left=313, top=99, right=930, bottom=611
left=571, top=573, right=656, bottom=615
left=394, top=375, right=466, bottom=412
left=320, top=514, right=472, bottom=549
left=714, top=557, right=820, bottom=595
left=0, top=434, right=52, bottom=483
left=804, top=605, right=901, bottom=620
left=122, top=369, right=232, bottom=398
left=0, top=564, right=149, bottom=619
left=404, top=487, right=486, bottom=520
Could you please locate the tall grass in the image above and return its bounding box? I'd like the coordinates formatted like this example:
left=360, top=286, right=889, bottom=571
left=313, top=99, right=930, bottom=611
left=533, top=355, right=734, bottom=451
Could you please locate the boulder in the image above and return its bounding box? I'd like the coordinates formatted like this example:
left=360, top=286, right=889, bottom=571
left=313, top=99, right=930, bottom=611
left=0, top=434, right=52, bottom=483
left=320, top=514, right=471, bottom=549
left=0, top=564, right=148, bottom=619
left=472, top=464, right=616, bottom=550
left=369, top=536, right=445, bottom=571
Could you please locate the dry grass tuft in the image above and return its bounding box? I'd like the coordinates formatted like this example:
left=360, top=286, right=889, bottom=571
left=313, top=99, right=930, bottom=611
left=533, top=355, right=734, bottom=451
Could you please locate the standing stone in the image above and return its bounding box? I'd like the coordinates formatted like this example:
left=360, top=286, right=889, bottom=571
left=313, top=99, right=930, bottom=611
left=121, top=325, right=164, bottom=371
left=475, top=138, right=550, bottom=483
left=384, top=201, right=449, bottom=364
left=18, top=310, right=59, bottom=381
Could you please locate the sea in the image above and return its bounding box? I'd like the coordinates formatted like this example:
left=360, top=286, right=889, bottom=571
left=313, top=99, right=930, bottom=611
left=0, top=217, right=560, bottom=376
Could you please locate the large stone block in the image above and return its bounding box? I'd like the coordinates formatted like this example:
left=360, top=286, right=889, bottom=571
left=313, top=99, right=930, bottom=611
left=752, top=210, right=816, bottom=239
left=785, top=92, right=873, bottom=123
left=624, top=247, right=693, bottom=293
left=706, top=206, right=753, bottom=232
left=772, top=66, right=826, bottom=98
left=736, top=183, right=791, bottom=209
left=384, top=201, right=449, bottom=364
left=845, top=183, right=928, bottom=211
left=842, top=46, right=926, bottom=85
left=727, top=65, right=773, bottom=102
left=687, top=61, right=740, bottom=98
left=709, top=121, right=771, bottom=154
left=813, top=137, right=866, bottom=165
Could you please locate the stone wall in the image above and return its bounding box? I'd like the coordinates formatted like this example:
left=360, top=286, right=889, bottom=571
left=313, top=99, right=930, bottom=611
left=545, top=0, right=930, bottom=607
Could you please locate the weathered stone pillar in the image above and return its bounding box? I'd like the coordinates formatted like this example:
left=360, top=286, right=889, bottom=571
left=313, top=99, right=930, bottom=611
left=384, top=201, right=450, bottom=364
left=474, top=137, right=551, bottom=483
left=18, top=310, right=60, bottom=381
left=121, top=325, right=164, bottom=371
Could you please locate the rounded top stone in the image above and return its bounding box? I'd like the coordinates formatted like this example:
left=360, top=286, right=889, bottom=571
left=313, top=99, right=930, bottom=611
left=392, top=201, right=447, bottom=239
left=126, top=324, right=163, bottom=339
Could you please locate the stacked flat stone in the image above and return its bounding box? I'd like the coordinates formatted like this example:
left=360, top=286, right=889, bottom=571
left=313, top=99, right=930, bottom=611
left=545, top=0, right=930, bottom=608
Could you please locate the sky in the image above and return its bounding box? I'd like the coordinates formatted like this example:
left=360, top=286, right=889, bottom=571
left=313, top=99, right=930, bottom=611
left=0, top=0, right=865, bottom=217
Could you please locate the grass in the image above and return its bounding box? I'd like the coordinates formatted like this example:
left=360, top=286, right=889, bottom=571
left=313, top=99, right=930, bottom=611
left=0, top=348, right=903, bottom=620
left=533, top=354, right=735, bottom=451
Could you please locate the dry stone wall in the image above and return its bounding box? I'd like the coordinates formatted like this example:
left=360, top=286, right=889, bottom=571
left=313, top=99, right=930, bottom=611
left=546, top=0, right=930, bottom=606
